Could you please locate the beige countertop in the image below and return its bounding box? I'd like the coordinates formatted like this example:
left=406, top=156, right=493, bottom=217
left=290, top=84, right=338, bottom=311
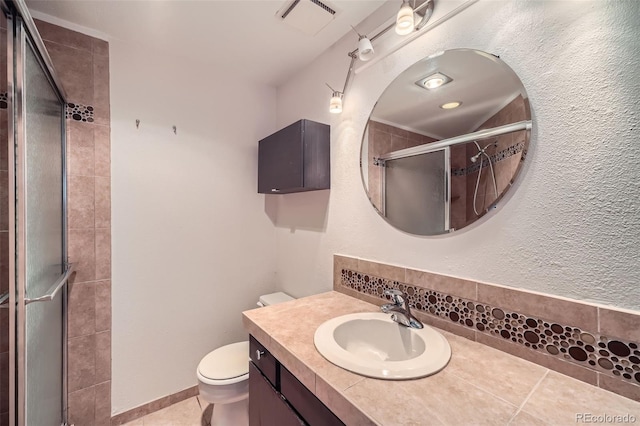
left=242, top=291, right=640, bottom=425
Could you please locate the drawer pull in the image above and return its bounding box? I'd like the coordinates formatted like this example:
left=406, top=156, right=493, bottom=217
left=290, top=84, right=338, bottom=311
left=256, top=349, right=265, bottom=360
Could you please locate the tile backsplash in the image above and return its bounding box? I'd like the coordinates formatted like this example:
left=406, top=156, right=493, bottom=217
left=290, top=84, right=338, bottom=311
left=334, top=255, right=640, bottom=402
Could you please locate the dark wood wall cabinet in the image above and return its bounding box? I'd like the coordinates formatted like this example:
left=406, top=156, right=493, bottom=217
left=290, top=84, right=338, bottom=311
left=249, top=336, right=344, bottom=426
left=258, top=119, right=330, bottom=194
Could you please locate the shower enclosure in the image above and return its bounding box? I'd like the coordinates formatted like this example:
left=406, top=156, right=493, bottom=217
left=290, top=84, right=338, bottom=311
left=383, top=148, right=450, bottom=235
left=1, top=0, right=71, bottom=425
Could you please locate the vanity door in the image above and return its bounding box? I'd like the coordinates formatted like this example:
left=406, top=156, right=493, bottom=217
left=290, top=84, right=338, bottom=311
left=249, top=362, right=305, bottom=426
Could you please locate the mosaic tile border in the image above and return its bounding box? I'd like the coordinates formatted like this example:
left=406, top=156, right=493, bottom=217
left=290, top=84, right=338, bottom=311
left=452, top=141, right=525, bottom=177
left=0, top=97, right=96, bottom=120
left=341, top=269, right=640, bottom=386
left=65, top=102, right=94, bottom=122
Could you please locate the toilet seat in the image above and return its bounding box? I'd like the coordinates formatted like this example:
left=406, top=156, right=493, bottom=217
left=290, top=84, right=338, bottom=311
left=197, top=341, right=250, bottom=386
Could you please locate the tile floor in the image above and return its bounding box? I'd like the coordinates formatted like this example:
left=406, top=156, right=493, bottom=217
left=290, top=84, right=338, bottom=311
left=122, top=397, right=212, bottom=426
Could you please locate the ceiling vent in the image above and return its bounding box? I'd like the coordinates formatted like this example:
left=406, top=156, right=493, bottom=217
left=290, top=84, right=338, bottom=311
left=277, top=0, right=338, bottom=36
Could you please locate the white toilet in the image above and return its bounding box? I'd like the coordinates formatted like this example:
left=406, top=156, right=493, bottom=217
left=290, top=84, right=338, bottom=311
left=196, top=292, right=294, bottom=425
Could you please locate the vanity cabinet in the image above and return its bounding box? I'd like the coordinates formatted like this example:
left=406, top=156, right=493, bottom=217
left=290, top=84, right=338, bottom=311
left=249, top=336, right=344, bottom=426
left=258, top=119, right=330, bottom=194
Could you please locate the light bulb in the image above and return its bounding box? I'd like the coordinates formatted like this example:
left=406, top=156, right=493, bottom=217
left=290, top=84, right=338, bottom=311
left=440, top=101, right=462, bottom=109
left=415, top=73, right=453, bottom=91
left=395, top=2, right=414, bottom=35
left=358, top=36, right=374, bottom=61
left=329, top=92, right=343, bottom=114
left=424, top=77, right=445, bottom=89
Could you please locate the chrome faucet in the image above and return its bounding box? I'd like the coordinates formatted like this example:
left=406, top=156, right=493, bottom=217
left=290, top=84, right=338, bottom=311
left=381, top=289, right=424, bottom=329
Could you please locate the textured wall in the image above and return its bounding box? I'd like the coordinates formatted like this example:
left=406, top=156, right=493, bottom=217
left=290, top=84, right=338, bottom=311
left=274, top=0, right=640, bottom=310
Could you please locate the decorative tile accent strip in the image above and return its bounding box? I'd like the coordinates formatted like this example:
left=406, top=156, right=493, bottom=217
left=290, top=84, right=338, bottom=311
left=0, top=92, right=7, bottom=109
left=341, top=269, right=640, bottom=386
left=65, top=102, right=94, bottom=122
left=452, top=141, right=525, bottom=177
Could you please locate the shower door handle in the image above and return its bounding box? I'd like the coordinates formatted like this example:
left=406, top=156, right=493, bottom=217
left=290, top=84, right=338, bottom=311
left=24, top=263, right=75, bottom=305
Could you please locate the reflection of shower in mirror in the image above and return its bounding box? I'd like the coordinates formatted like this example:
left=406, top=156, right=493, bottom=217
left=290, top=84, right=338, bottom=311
left=360, top=48, right=533, bottom=235
left=472, top=141, right=498, bottom=216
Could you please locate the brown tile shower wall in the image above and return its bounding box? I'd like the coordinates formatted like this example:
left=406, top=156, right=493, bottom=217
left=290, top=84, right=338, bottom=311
left=34, top=20, right=112, bottom=426
left=334, top=255, right=640, bottom=402
left=464, top=96, right=527, bottom=221
left=366, top=121, right=438, bottom=210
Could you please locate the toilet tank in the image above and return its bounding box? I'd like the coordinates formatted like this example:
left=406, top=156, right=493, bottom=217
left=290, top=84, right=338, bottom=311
left=257, top=292, right=294, bottom=307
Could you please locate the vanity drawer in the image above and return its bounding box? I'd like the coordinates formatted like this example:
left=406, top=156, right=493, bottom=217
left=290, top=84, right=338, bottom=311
left=250, top=335, right=277, bottom=387
left=281, top=365, right=345, bottom=426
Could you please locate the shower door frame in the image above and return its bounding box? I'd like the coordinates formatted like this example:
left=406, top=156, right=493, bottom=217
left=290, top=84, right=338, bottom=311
left=3, top=0, right=69, bottom=424
left=381, top=146, right=451, bottom=234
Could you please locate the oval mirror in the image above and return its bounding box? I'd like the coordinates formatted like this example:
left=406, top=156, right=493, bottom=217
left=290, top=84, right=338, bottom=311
left=360, top=48, right=532, bottom=236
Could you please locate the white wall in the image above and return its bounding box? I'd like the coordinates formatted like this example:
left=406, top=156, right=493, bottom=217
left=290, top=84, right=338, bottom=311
left=110, top=41, right=278, bottom=413
left=274, top=0, right=640, bottom=310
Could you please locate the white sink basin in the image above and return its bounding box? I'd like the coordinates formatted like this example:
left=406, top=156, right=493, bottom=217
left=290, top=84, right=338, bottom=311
left=314, top=312, right=451, bottom=379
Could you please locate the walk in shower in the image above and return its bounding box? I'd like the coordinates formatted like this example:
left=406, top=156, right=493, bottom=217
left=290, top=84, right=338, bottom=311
left=1, top=0, right=71, bottom=424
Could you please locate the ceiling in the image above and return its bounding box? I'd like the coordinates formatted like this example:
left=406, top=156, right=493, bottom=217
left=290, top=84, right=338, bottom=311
left=26, top=0, right=387, bottom=86
left=371, top=49, right=526, bottom=140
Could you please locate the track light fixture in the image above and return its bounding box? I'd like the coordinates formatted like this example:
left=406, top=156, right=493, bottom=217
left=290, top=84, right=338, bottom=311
left=396, top=0, right=415, bottom=35
left=325, top=54, right=356, bottom=114
left=357, top=36, right=375, bottom=61
left=351, top=26, right=375, bottom=62
left=327, top=1, right=434, bottom=114
left=327, top=85, right=343, bottom=114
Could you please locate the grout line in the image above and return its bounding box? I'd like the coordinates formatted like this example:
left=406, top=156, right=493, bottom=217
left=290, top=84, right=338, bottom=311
left=34, top=37, right=93, bottom=54
left=342, top=376, right=366, bottom=392
left=446, top=368, right=520, bottom=410
left=507, top=369, right=549, bottom=424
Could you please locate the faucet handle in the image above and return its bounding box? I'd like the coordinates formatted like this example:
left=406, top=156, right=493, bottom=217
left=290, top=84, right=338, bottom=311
left=384, top=289, right=405, bottom=305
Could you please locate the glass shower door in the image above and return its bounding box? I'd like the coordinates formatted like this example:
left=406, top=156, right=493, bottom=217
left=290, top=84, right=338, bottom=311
left=384, top=148, right=450, bottom=235
left=10, top=15, right=69, bottom=426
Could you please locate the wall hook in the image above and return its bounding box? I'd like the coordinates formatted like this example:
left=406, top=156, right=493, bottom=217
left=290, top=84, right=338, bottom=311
left=172, top=125, right=177, bottom=135
left=135, top=119, right=140, bottom=129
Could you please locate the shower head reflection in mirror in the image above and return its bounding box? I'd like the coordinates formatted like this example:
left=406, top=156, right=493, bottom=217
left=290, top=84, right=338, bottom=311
left=471, top=141, right=498, bottom=216
left=360, top=48, right=532, bottom=236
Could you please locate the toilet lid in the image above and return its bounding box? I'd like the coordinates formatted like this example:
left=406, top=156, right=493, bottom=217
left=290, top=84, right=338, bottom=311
left=198, top=341, right=250, bottom=380
left=258, top=292, right=294, bottom=307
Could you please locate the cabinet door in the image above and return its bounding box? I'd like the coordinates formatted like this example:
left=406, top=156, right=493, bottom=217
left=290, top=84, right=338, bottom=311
left=281, top=366, right=344, bottom=426
left=258, top=121, right=303, bottom=193
left=249, top=363, right=305, bottom=426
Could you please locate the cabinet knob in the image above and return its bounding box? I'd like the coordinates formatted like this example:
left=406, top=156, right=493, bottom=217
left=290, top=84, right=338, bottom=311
left=256, top=349, right=265, bottom=360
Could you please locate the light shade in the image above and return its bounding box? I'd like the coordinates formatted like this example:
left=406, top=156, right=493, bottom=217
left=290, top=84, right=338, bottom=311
left=329, top=91, right=343, bottom=114
left=358, top=36, right=374, bottom=61
left=395, top=1, right=415, bottom=35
